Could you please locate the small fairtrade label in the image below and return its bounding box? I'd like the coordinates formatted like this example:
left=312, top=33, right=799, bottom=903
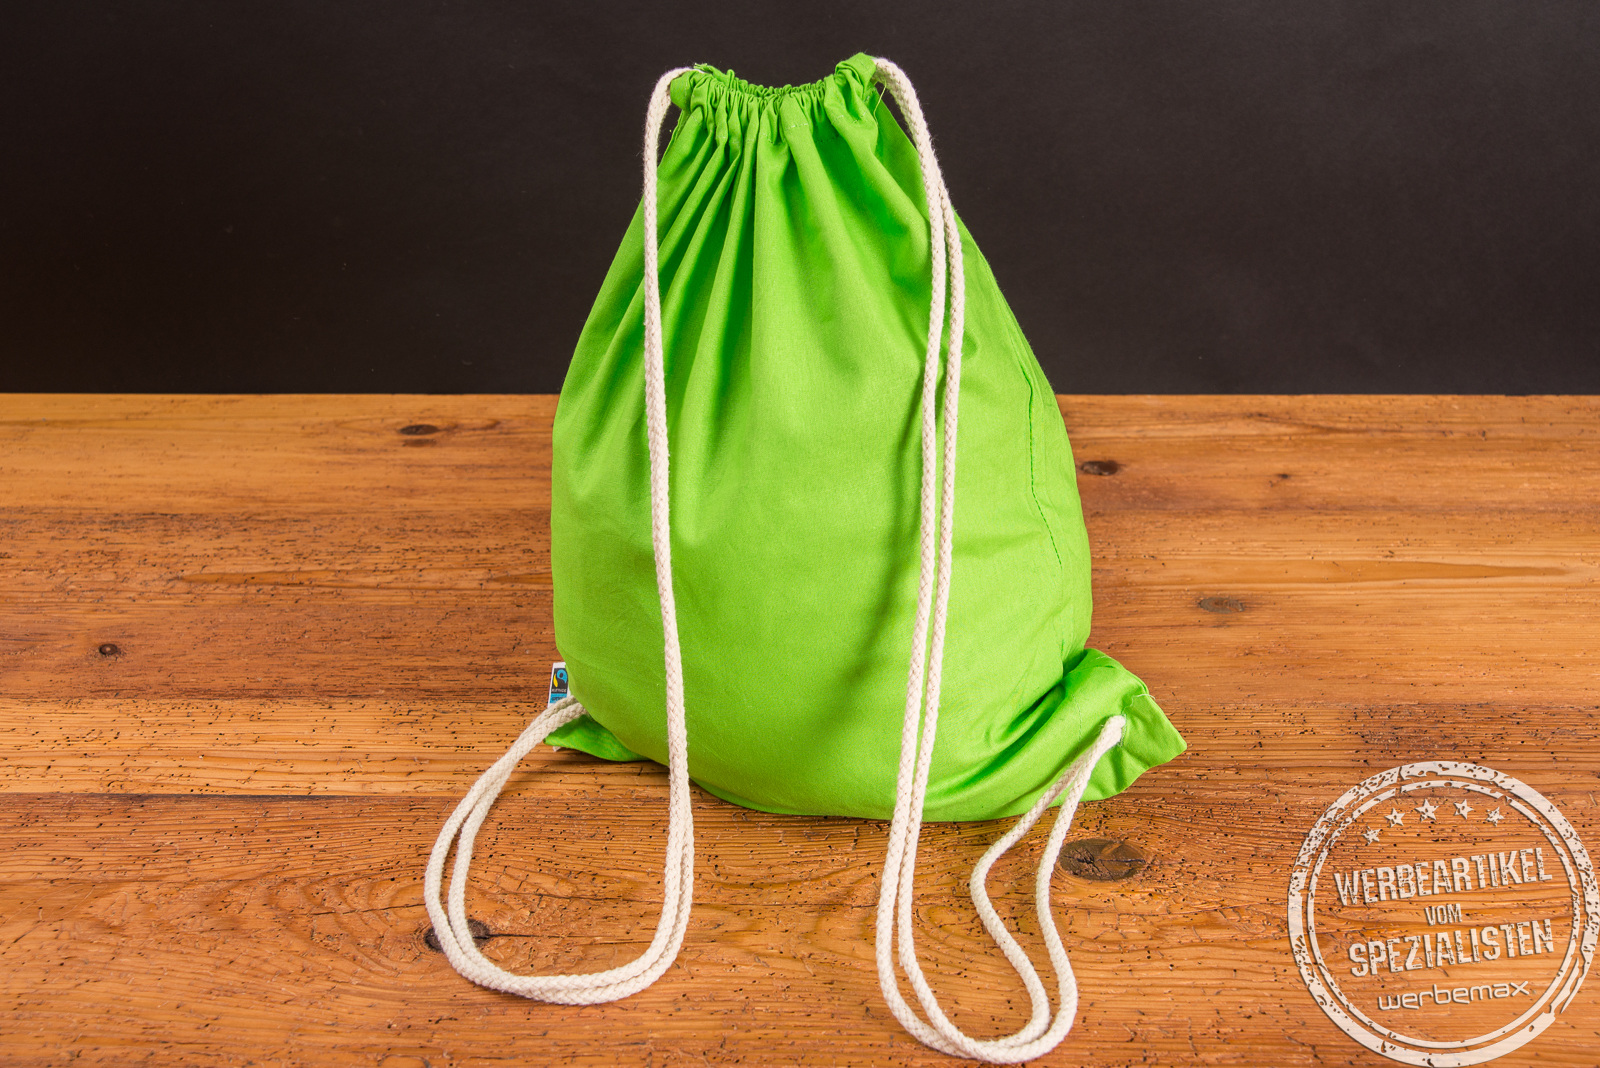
left=548, top=661, right=569, bottom=705
left=1289, top=761, right=1599, bottom=1065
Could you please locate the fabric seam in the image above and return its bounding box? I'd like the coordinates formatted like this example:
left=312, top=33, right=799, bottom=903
left=1010, top=304, right=1069, bottom=662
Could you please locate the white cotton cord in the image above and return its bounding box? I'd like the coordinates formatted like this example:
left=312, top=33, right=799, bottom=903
left=425, top=65, right=697, bottom=1006
left=871, top=57, right=1123, bottom=1062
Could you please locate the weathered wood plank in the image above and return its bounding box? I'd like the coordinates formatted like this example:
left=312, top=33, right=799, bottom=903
left=1061, top=395, right=1600, bottom=516
left=2, top=793, right=1594, bottom=1067
left=0, top=395, right=556, bottom=513
left=1, top=698, right=1597, bottom=798
left=2, top=395, right=1597, bottom=516
left=0, top=506, right=1594, bottom=704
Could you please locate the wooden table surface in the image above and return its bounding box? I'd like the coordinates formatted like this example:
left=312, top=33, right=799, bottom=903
left=2, top=394, right=1596, bottom=1067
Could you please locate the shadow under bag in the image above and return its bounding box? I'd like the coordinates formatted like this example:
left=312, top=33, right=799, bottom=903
left=428, top=53, right=1185, bottom=1063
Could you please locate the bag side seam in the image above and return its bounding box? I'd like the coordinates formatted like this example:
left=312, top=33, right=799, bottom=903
left=1001, top=272, right=1071, bottom=664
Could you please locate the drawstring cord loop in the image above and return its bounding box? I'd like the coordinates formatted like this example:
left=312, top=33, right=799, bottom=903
left=871, top=56, right=1123, bottom=1063
left=424, top=64, right=697, bottom=1006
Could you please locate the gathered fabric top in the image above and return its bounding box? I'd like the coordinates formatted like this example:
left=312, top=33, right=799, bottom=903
left=668, top=53, right=883, bottom=144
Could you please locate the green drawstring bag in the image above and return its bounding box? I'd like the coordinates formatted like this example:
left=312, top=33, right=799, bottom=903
left=428, top=54, right=1185, bottom=1062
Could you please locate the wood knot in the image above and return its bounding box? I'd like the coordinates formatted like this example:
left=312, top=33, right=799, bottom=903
left=423, top=917, right=493, bottom=952
left=97, top=643, right=121, bottom=657
left=1198, top=596, right=1246, bottom=613
left=399, top=424, right=440, bottom=436
left=1078, top=459, right=1120, bottom=476
left=1059, top=838, right=1148, bottom=881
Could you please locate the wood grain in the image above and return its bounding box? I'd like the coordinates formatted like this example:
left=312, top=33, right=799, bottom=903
left=1, top=394, right=1597, bottom=1067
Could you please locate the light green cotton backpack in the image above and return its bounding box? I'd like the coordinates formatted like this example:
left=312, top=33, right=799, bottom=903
left=427, top=54, right=1184, bottom=1062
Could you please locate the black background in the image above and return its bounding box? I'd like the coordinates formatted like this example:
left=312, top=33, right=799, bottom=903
left=4, top=1, right=1597, bottom=394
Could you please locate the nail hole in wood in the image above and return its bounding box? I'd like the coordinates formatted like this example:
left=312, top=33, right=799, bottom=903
left=1059, top=838, right=1148, bottom=881
left=1198, top=596, right=1246, bottom=613
left=423, top=917, right=492, bottom=951
left=97, top=643, right=121, bottom=657
left=399, top=424, right=440, bottom=436
left=1078, top=459, right=1120, bottom=476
